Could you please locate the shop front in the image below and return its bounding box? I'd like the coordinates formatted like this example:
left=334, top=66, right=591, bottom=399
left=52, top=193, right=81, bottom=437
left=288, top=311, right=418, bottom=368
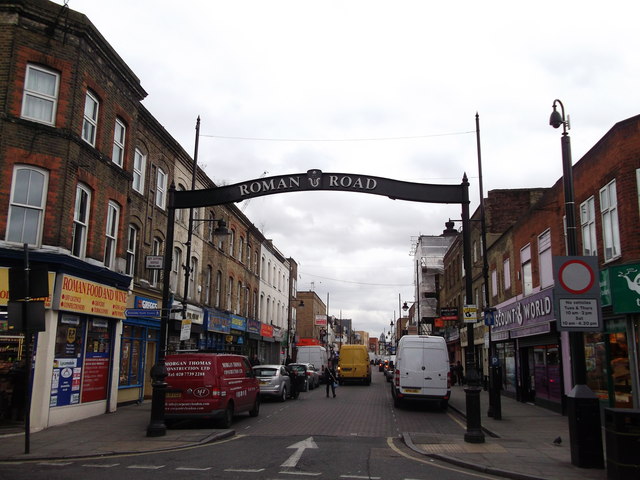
left=117, top=294, right=160, bottom=405
left=596, top=264, right=640, bottom=409
left=203, top=308, right=230, bottom=351
left=491, top=288, right=562, bottom=411
left=41, top=273, right=128, bottom=429
left=229, top=314, right=248, bottom=355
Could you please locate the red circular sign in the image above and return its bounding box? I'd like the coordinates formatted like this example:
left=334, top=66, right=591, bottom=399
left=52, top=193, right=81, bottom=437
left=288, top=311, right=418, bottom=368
left=558, top=259, right=595, bottom=294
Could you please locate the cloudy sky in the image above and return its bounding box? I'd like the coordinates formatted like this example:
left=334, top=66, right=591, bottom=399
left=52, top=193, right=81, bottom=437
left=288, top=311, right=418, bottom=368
left=60, top=0, right=640, bottom=338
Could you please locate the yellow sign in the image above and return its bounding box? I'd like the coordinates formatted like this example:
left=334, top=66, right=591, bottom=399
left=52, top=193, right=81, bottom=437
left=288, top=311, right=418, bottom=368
left=0, top=267, right=54, bottom=308
left=463, top=304, right=478, bottom=323
left=56, top=274, right=127, bottom=319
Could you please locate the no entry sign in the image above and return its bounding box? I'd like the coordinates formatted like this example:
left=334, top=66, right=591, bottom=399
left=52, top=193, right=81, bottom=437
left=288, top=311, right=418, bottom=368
left=552, top=256, right=602, bottom=332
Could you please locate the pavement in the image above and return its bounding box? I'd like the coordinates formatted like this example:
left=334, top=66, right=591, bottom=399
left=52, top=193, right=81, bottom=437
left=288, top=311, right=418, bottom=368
left=0, top=386, right=609, bottom=480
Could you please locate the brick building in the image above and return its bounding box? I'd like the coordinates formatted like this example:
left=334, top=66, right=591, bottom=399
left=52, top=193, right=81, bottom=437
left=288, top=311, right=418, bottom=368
left=0, top=0, right=294, bottom=430
left=442, top=115, right=640, bottom=413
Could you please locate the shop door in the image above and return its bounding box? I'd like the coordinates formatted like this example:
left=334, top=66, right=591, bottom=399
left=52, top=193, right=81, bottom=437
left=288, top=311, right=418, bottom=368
left=532, top=345, right=561, bottom=403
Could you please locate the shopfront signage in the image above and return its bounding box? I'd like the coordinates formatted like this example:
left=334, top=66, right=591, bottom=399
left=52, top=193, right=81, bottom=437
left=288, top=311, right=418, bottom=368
left=53, top=274, right=127, bottom=319
left=205, top=309, right=231, bottom=334
left=553, top=256, right=602, bottom=332
left=492, top=288, right=555, bottom=336
left=315, top=314, right=327, bottom=326
left=604, top=263, right=640, bottom=314
left=0, top=267, right=55, bottom=308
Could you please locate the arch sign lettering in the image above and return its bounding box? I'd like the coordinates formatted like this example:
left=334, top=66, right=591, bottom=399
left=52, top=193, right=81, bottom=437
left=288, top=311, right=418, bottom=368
left=159, top=168, right=472, bottom=350
left=172, top=169, right=469, bottom=208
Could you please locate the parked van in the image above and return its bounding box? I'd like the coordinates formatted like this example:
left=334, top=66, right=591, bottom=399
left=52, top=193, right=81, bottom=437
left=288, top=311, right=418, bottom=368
left=338, top=344, right=371, bottom=385
left=391, top=335, right=450, bottom=409
left=295, top=345, right=328, bottom=379
left=164, top=353, right=260, bottom=427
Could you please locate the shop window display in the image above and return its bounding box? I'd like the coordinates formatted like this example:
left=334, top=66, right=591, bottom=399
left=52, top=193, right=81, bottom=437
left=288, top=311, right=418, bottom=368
left=585, top=331, right=632, bottom=408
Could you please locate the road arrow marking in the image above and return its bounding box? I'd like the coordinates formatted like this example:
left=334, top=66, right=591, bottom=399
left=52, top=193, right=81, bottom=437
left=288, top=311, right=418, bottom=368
left=281, top=436, right=318, bottom=468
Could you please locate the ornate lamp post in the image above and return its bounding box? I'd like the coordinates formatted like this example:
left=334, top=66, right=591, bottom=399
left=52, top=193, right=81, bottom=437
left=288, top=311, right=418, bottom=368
left=549, top=99, right=603, bottom=468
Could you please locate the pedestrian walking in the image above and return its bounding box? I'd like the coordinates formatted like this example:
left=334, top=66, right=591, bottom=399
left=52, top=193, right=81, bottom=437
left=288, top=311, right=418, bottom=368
left=324, top=364, right=337, bottom=398
left=250, top=354, right=260, bottom=366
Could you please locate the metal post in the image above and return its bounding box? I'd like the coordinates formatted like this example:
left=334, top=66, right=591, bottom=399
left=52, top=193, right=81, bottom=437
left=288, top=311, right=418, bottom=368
left=476, top=113, right=501, bottom=420
left=147, top=183, right=176, bottom=437
left=181, top=117, right=200, bottom=327
left=551, top=99, right=603, bottom=468
left=462, top=174, right=484, bottom=443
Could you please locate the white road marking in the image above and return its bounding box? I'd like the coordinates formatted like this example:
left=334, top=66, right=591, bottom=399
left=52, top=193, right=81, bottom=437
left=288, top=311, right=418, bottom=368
left=225, top=468, right=266, bottom=472
left=37, top=462, right=73, bottom=466
left=127, top=464, right=165, bottom=469
left=281, top=436, right=318, bottom=468
left=82, top=463, right=120, bottom=468
left=279, top=471, right=322, bottom=476
left=176, top=466, right=213, bottom=471
left=340, top=476, right=381, bottom=479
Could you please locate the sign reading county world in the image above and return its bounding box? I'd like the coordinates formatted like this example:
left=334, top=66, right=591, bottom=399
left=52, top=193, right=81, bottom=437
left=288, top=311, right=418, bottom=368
left=173, top=169, right=468, bottom=209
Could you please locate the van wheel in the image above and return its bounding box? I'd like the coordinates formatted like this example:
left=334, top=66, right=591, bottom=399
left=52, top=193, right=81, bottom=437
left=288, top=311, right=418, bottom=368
left=219, top=404, right=234, bottom=428
left=249, top=397, right=260, bottom=417
left=280, top=386, right=287, bottom=402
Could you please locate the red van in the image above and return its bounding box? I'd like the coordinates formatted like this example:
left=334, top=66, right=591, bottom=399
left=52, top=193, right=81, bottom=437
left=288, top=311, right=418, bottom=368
left=164, top=353, right=260, bottom=428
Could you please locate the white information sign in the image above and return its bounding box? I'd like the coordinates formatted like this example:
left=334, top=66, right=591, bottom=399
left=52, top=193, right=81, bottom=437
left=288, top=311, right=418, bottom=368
left=180, top=319, right=192, bottom=341
left=558, top=298, right=600, bottom=329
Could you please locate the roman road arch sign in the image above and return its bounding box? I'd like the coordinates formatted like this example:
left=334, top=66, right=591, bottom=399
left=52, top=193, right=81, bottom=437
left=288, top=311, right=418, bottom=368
left=172, top=169, right=469, bottom=208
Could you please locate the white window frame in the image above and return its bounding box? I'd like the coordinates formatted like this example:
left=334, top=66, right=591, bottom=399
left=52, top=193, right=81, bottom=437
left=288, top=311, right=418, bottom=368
left=491, top=269, right=497, bottom=297
left=503, top=258, right=511, bottom=291
left=133, top=148, right=146, bottom=193
left=215, top=270, right=222, bottom=308
left=6, top=165, right=48, bottom=246
left=82, top=91, right=99, bottom=146
left=538, top=229, right=553, bottom=289
left=600, top=179, right=621, bottom=261
left=125, top=225, right=138, bottom=276
left=227, top=277, right=233, bottom=311
left=205, top=265, right=212, bottom=305
left=71, top=183, right=91, bottom=258
left=520, top=244, right=533, bottom=296
left=104, top=201, right=119, bottom=269
left=155, top=167, right=167, bottom=209
left=151, top=238, right=162, bottom=287
left=172, top=247, right=182, bottom=294
left=21, top=64, right=59, bottom=125
left=112, top=118, right=126, bottom=167
left=229, top=229, right=235, bottom=257
left=580, top=196, right=597, bottom=256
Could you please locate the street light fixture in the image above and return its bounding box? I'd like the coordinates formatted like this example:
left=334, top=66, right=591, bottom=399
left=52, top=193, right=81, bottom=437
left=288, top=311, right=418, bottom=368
left=549, top=99, right=603, bottom=468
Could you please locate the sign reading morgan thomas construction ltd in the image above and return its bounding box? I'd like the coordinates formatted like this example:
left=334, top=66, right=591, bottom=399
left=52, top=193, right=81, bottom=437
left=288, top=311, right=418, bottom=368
left=172, top=169, right=468, bottom=209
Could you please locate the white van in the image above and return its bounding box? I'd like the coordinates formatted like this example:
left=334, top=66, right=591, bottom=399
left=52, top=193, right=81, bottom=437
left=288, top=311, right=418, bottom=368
left=295, top=346, right=328, bottom=380
left=391, top=335, right=451, bottom=409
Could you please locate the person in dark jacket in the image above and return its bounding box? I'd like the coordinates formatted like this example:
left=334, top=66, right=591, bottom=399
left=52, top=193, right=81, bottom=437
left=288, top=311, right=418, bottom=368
left=324, top=364, right=337, bottom=398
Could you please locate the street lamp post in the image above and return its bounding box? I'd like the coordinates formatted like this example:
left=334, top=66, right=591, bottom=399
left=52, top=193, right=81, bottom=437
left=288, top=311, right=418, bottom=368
left=549, top=99, right=603, bottom=468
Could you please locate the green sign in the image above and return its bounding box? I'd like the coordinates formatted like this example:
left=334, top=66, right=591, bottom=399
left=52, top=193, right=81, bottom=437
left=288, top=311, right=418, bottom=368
left=608, top=263, right=640, bottom=314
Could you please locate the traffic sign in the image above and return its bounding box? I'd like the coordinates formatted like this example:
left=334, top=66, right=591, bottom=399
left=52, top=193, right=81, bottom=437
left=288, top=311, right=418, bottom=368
left=552, top=256, right=602, bottom=332
left=125, top=308, right=161, bottom=318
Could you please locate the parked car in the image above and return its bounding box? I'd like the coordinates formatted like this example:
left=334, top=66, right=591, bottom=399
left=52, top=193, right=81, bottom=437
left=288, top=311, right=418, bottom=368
left=293, top=362, right=320, bottom=389
left=165, top=353, right=260, bottom=428
left=384, top=355, right=396, bottom=382
left=286, top=363, right=310, bottom=392
left=253, top=365, right=291, bottom=402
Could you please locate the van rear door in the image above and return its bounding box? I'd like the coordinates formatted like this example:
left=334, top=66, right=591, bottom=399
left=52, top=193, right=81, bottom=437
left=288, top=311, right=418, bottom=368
left=422, top=343, right=449, bottom=396
left=400, top=345, right=424, bottom=392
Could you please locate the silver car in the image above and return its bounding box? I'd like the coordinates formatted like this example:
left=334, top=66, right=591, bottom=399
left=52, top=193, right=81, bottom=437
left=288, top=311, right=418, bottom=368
left=253, top=365, right=291, bottom=402
left=295, top=362, right=320, bottom=389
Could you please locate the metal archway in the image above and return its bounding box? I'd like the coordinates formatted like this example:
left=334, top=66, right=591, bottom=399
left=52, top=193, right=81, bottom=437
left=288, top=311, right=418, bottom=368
left=148, top=168, right=479, bottom=441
